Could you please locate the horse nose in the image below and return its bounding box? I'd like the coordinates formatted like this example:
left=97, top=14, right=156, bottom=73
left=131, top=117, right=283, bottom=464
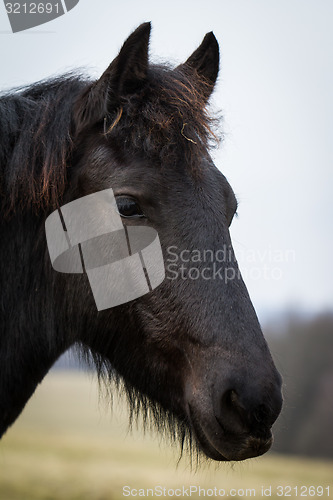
left=215, top=377, right=283, bottom=438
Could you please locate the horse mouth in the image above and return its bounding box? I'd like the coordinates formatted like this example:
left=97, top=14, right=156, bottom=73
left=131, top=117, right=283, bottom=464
left=188, top=404, right=273, bottom=462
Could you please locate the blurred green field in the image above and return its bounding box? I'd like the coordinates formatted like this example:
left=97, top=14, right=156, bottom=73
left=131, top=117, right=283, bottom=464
left=0, top=371, right=332, bottom=500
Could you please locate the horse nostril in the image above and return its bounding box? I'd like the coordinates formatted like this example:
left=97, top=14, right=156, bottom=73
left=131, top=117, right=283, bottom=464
left=253, top=404, right=270, bottom=424
left=217, top=382, right=283, bottom=437
left=217, top=389, right=248, bottom=435
left=224, top=389, right=244, bottom=417
left=229, top=389, right=243, bottom=410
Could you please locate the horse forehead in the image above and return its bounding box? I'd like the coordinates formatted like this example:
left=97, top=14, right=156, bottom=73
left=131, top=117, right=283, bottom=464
left=88, top=145, right=112, bottom=165
left=85, top=144, right=223, bottom=196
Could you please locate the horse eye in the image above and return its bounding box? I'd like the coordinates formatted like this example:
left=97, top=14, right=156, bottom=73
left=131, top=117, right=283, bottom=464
left=116, top=196, right=145, bottom=218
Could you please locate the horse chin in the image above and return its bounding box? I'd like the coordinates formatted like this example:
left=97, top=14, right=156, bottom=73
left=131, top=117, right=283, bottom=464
left=188, top=404, right=273, bottom=462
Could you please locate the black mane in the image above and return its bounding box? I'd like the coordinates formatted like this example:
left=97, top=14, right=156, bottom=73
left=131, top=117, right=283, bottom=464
left=0, top=74, right=87, bottom=213
left=0, top=66, right=219, bottom=215
left=100, top=64, right=219, bottom=161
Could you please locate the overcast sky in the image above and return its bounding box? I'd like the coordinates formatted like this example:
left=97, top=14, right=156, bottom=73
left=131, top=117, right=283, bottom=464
left=1, top=0, right=332, bottom=321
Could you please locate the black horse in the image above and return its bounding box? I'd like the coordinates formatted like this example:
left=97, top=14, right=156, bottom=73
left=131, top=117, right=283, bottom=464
left=0, top=23, right=282, bottom=461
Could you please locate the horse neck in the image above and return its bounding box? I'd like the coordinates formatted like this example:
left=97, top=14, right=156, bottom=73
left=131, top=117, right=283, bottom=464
left=0, top=207, right=73, bottom=437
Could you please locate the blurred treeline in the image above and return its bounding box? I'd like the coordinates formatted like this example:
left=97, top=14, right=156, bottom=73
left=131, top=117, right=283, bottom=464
left=265, top=311, right=333, bottom=459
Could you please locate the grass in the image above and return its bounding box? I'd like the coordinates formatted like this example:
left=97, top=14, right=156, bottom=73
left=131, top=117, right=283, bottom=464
left=0, top=371, right=332, bottom=500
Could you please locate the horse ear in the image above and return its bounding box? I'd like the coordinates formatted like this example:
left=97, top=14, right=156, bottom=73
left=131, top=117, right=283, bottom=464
left=182, top=32, right=219, bottom=100
left=106, top=21, right=151, bottom=97
left=73, top=22, right=151, bottom=134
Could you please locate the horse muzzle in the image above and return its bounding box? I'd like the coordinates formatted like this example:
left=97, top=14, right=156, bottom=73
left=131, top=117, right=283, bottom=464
left=185, top=369, right=283, bottom=461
